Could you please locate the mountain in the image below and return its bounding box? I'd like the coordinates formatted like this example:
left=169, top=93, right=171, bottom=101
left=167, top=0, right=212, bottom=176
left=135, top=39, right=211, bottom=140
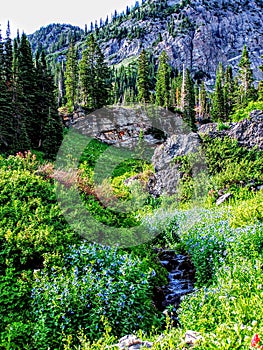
left=28, top=23, right=85, bottom=59
left=28, top=0, right=263, bottom=82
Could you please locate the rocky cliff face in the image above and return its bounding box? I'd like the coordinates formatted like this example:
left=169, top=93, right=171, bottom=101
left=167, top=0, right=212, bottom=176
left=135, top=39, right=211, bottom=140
left=28, top=0, right=263, bottom=84
left=102, top=0, right=263, bottom=83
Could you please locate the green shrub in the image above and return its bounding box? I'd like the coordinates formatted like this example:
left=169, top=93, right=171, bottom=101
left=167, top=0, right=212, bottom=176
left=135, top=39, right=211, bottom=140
left=0, top=162, right=78, bottom=269
left=178, top=258, right=263, bottom=349
left=31, top=243, right=163, bottom=349
left=230, top=191, right=263, bottom=227
left=0, top=269, right=33, bottom=349
left=201, top=136, right=263, bottom=196
left=230, top=102, right=263, bottom=122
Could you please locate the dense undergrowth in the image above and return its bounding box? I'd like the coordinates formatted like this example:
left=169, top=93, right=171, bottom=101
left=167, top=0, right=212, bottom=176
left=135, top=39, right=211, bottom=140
left=1, top=131, right=263, bottom=349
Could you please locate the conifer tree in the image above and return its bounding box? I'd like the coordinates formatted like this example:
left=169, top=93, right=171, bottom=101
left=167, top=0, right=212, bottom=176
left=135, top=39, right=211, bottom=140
left=0, top=26, right=14, bottom=152
left=79, top=34, right=110, bottom=111
left=12, top=37, right=20, bottom=104
left=223, top=65, right=234, bottom=118
left=199, top=81, right=208, bottom=121
left=65, top=42, right=78, bottom=112
left=211, top=63, right=225, bottom=121
left=181, top=68, right=196, bottom=130
left=35, top=50, right=63, bottom=154
left=16, top=32, right=38, bottom=147
left=155, top=51, right=170, bottom=109
left=4, top=21, right=13, bottom=90
left=94, top=43, right=111, bottom=109
left=137, top=49, right=151, bottom=103
left=237, top=45, right=256, bottom=106
left=170, top=72, right=182, bottom=110
left=42, top=108, right=63, bottom=159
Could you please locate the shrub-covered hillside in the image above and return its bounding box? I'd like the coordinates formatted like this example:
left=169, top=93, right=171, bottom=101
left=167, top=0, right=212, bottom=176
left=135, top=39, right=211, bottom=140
left=1, top=124, right=263, bottom=348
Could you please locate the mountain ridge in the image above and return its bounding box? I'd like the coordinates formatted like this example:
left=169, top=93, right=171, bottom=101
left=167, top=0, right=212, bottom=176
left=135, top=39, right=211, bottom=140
left=28, top=0, right=263, bottom=83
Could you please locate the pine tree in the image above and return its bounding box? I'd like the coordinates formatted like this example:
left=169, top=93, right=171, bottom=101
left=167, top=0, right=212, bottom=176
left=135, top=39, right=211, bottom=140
left=0, top=26, right=14, bottom=152
left=155, top=51, right=170, bottom=109
left=170, top=72, right=182, bottom=110
left=199, top=81, right=208, bottom=121
left=94, top=43, right=111, bottom=109
left=223, top=65, right=234, bottom=118
left=42, top=108, right=63, bottom=159
left=237, top=45, right=256, bottom=107
left=64, top=42, right=78, bottom=112
left=16, top=32, right=38, bottom=147
left=211, top=63, right=225, bottom=121
left=79, top=34, right=110, bottom=111
left=137, top=49, right=151, bottom=103
left=35, top=50, right=63, bottom=153
left=182, top=68, right=196, bottom=130
left=4, top=21, right=13, bottom=90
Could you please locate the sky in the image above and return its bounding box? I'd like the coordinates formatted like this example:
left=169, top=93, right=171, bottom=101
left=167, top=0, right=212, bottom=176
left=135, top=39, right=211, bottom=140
left=0, top=0, right=140, bottom=38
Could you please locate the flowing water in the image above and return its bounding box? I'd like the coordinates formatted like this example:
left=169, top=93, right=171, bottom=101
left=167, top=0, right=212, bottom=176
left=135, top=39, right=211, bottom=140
left=154, top=249, right=195, bottom=324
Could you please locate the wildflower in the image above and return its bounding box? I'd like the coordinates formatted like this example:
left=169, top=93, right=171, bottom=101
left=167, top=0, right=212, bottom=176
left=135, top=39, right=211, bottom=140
left=251, top=333, right=260, bottom=347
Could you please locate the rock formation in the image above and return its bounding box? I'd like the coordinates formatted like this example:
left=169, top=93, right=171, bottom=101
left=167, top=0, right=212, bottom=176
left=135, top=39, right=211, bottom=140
left=101, top=0, right=263, bottom=83
left=199, top=109, right=263, bottom=150
left=150, top=110, right=263, bottom=196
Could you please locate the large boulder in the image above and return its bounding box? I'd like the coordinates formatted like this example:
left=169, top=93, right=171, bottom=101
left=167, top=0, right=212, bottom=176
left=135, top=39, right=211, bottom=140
left=149, top=132, right=201, bottom=196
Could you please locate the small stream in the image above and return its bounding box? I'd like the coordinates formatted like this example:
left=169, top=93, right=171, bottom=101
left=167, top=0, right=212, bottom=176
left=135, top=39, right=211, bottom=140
left=154, top=249, right=195, bottom=324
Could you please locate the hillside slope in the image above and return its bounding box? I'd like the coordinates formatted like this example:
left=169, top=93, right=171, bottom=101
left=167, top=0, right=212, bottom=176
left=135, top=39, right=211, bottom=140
left=28, top=0, right=263, bottom=82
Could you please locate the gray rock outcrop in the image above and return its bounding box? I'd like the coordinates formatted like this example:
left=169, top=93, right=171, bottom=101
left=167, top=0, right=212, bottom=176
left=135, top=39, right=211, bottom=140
left=149, top=109, right=263, bottom=196
left=149, top=132, right=202, bottom=196
left=116, top=335, right=153, bottom=349
left=199, top=110, right=263, bottom=150
left=71, top=105, right=187, bottom=150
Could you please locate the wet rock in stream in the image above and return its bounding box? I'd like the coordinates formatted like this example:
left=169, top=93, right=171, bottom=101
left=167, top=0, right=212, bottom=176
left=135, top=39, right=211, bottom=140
left=155, top=250, right=195, bottom=325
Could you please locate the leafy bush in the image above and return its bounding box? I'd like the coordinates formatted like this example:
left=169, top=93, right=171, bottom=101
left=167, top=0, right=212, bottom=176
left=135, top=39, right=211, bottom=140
left=31, top=243, right=163, bottom=348
left=0, top=269, right=33, bottom=348
left=201, top=136, right=263, bottom=195
left=230, top=191, right=263, bottom=227
left=230, top=102, right=263, bottom=122
left=0, top=153, right=80, bottom=348
left=0, top=156, right=78, bottom=269
left=178, top=258, right=263, bottom=349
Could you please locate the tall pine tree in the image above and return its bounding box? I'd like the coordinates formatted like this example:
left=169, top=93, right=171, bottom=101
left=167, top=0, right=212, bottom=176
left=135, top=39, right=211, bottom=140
left=198, top=81, right=208, bottom=121
left=223, top=65, right=235, bottom=118
left=0, top=25, right=14, bottom=152
left=79, top=33, right=110, bottom=111
left=65, top=42, right=78, bottom=112
left=181, top=68, right=196, bottom=130
left=137, top=49, right=151, bottom=103
left=35, top=50, right=63, bottom=156
left=211, top=63, right=225, bottom=121
left=155, top=51, right=170, bottom=109
left=16, top=32, right=38, bottom=147
left=237, top=45, right=256, bottom=107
